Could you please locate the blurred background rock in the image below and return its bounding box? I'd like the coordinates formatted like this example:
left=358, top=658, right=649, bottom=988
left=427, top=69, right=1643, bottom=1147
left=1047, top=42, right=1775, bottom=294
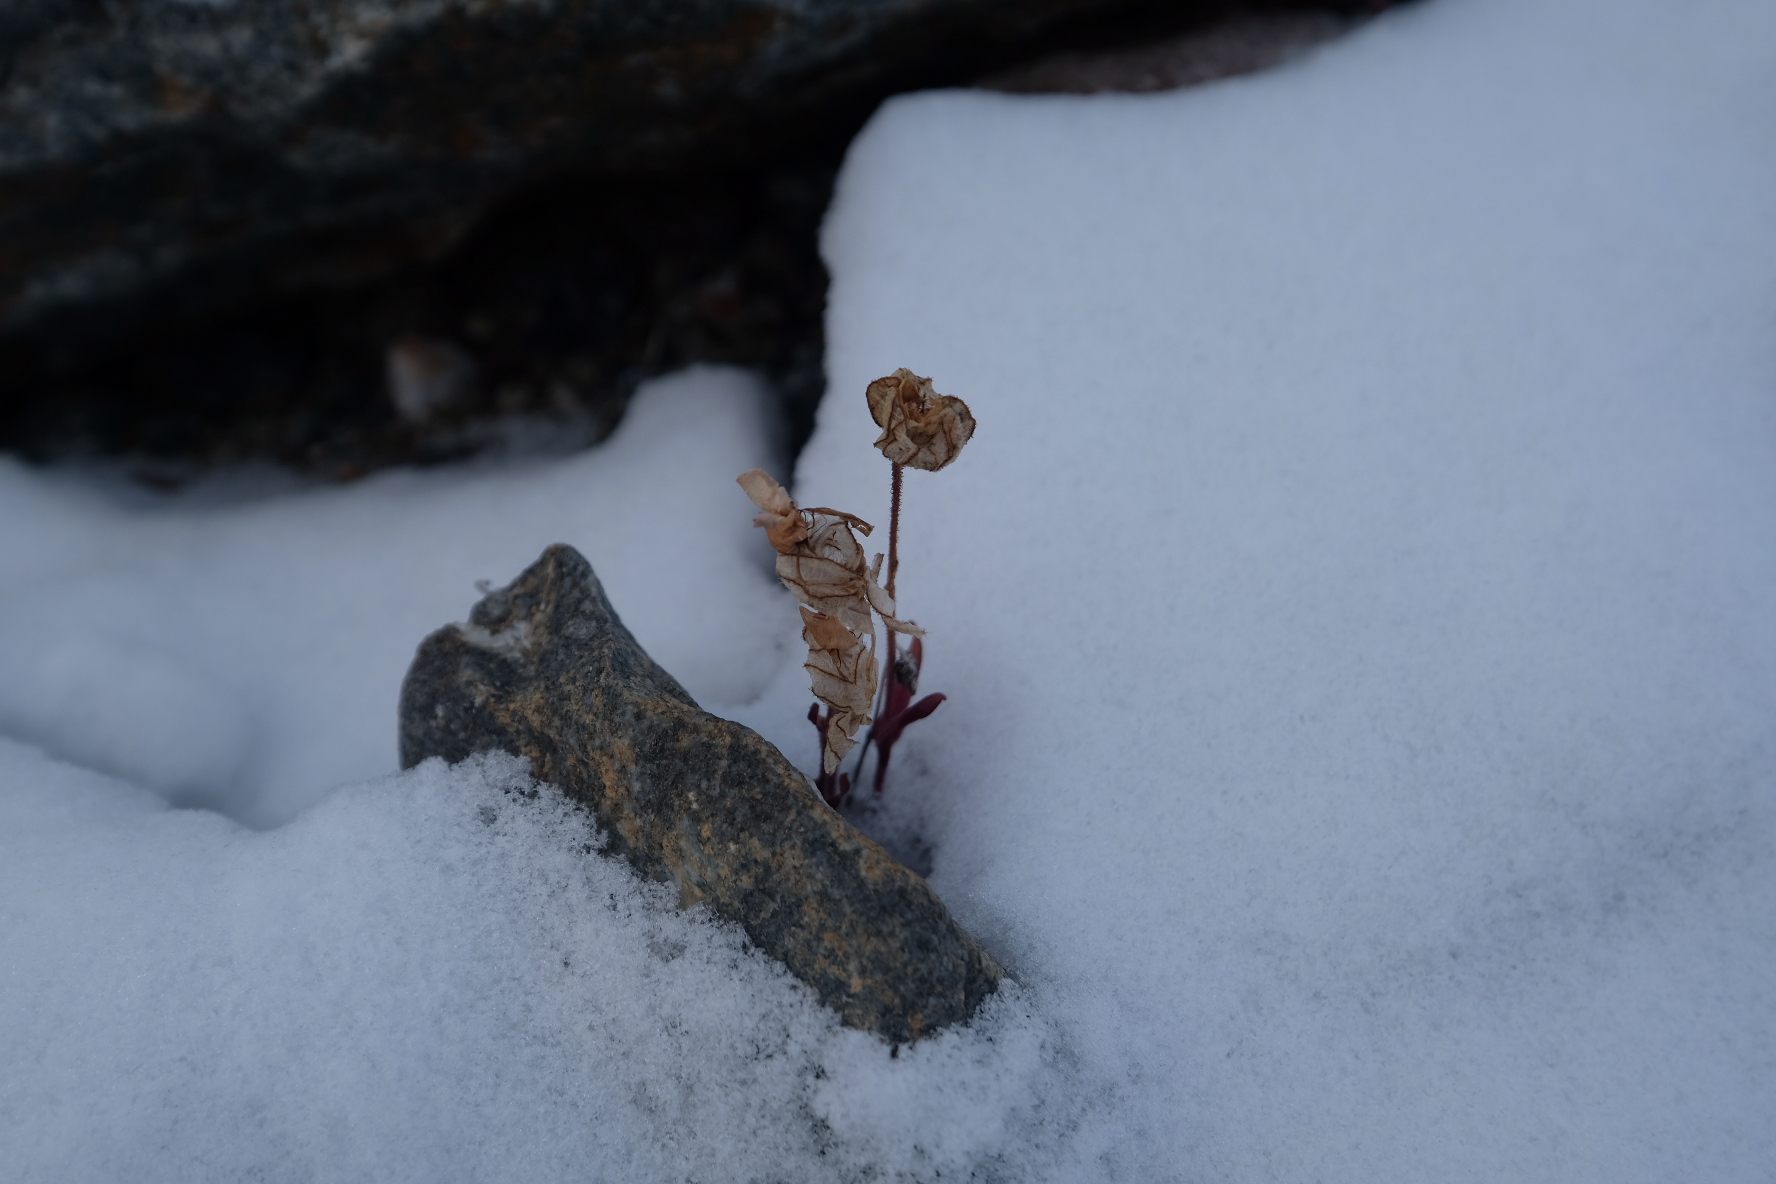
left=0, top=0, right=1383, bottom=479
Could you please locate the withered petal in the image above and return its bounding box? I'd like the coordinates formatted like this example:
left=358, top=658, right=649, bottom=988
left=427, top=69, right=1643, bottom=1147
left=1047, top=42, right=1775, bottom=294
left=803, top=507, right=874, bottom=536
left=763, top=514, right=809, bottom=553
left=864, top=572, right=924, bottom=637
left=865, top=368, right=976, bottom=472
left=736, top=469, right=795, bottom=514
left=800, top=606, right=863, bottom=653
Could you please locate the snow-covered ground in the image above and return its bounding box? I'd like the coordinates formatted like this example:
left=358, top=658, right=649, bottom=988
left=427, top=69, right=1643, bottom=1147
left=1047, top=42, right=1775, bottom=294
left=4, top=0, right=1773, bottom=1178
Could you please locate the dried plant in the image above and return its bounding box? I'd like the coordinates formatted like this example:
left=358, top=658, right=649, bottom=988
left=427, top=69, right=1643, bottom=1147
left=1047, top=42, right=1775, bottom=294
left=738, top=469, right=918, bottom=786
left=856, top=369, right=972, bottom=799
left=866, top=368, right=975, bottom=473
left=740, top=370, right=972, bottom=809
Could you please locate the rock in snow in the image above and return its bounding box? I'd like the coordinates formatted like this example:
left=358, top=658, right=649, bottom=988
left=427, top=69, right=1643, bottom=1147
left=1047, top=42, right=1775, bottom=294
left=399, top=543, right=1002, bottom=1042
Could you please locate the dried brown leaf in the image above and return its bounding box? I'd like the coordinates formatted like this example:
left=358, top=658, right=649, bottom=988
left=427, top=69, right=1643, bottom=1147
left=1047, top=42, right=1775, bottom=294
left=736, top=468, right=790, bottom=513
left=737, top=468, right=809, bottom=553
left=865, top=368, right=976, bottom=472
left=773, top=500, right=919, bottom=638
left=820, top=717, right=863, bottom=772
left=800, top=605, right=861, bottom=654
left=741, top=468, right=923, bottom=773
left=866, top=571, right=924, bottom=638
left=799, top=606, right=878, bottom=772
left=802, top=507, right=875, bottom=536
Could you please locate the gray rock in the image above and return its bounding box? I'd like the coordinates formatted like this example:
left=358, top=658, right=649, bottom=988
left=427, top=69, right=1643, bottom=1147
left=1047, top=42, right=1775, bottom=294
left=399, top=543, right=1003, bottom=1042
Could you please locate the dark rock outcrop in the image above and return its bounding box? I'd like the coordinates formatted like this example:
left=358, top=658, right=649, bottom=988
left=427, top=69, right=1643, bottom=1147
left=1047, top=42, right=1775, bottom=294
left=0, top=0, right=1380, bottom=474
left=981, top=10, right=1349, bottom=93
left=399, top=543, right=1003, bottom=1042
left=1, top=0, right=1224, bottom=339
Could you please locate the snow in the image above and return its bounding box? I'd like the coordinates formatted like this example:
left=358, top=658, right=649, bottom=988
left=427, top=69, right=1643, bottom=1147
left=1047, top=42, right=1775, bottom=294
left=0, top=746, right=1056, bottom=1180
left=4, top=0, right=1775, bottom=1178
left=0, top=367, right=796, bottom=827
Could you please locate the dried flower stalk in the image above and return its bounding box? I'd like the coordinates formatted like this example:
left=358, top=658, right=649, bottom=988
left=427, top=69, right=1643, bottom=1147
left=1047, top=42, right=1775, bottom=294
left=739, top=371, right=974, bottom=803
left=845, top=370, right=975, bottom=795
left=739, top=469, right=920, bottom=774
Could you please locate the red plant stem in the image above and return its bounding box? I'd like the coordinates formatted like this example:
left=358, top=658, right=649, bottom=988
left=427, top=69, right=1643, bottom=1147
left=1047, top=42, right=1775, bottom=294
left=880, top=462, right=904, bottom=734
left=848, top=462, right=906, bottom=787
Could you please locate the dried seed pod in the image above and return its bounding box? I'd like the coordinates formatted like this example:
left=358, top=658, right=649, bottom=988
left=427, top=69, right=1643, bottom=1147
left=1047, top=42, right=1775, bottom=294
left=866, top=368, right=976, bottom=471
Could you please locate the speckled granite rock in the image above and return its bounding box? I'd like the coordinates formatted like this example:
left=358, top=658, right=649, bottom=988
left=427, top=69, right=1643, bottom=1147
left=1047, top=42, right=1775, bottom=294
left=399, top=543, right=1003, bottom=1042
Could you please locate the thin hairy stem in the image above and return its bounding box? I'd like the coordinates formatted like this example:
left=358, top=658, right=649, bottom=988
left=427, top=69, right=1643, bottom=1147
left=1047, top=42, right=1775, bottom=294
left=883, top=462, right=903, bottom=694
left=887, top=462, right=903, bottom=598
left=848, top=462, right=906, bottom=789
